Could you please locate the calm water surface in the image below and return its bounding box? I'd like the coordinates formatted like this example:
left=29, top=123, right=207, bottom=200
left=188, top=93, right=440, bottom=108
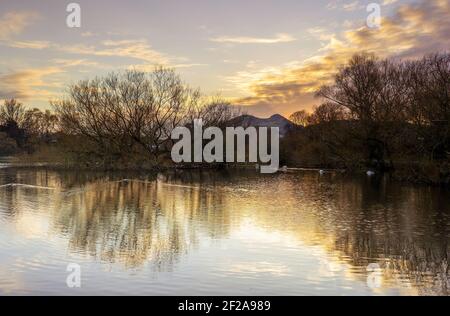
left=0, top=167, right=449, bottom=296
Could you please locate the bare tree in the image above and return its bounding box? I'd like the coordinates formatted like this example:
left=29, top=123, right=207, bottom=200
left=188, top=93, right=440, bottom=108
left=193, top=96, right=242, bottom=127
left=22, top=108, right=43, bottom=135
left=404, top=53, right=450, bottom=160
left=315, top=53, right=412, bottom=168
left=0, top=99, right=26, bottom=127
left=53, top=68, right=204, bottom=163
left=308, top=103, right=347, bottom=125
left=289, top=110, right=310, bottom=127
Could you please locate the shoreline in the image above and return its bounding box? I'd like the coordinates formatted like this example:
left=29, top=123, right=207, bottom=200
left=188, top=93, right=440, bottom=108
left=1, top=159, right=449, bottom=187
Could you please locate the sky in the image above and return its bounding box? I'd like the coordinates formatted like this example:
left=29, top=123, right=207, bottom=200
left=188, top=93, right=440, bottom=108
left=0, top=0, right=449, bottom=118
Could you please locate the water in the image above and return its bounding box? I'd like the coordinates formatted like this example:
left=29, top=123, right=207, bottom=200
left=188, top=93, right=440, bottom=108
left=0, top=167, right=449, bottom=296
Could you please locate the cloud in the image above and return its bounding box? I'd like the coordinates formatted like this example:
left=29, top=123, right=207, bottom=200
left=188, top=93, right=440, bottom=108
left=8, top=40, right=51, bottom=50
left=81, top=31, right=97, bottom=37
left=0, top=57, right=113, bottom=101
left=128, top=63, right=208, bottom=72
left=383, top=0, right=399, bottom=5
left=342, top=1, right=361, bottom=12
left=326, top=1, right=340, bottom=10
left=3, top=36, right=198, bottom=69
left=0, top=39, right=201, bottom=102
left=58, top=39, right=171, bottom=65
left=210, top=33, right=296, bottom=44
left=0, top=11, right=39, bottom=40
left=327, top=0, right=362, bottom=11
left=307, top=27, right=335, bottom=41
left=52, top=58, right=102, bottom=68
left=230, top=0, right=450, bottom=117
left=0, top=27, right=204, bottom=104
left=0, top=67, right=65, bottom=101
left=0, top=12, right=182, bottom=67
left=0, top=60, right=103, bottom=103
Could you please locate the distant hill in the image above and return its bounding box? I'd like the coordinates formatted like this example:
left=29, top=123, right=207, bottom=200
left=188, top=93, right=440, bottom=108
left=229, top=114, right=295, bottom=137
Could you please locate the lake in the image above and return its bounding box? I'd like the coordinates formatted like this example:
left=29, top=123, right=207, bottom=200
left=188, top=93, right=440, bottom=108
left=0, top=167, right=449, bottom=296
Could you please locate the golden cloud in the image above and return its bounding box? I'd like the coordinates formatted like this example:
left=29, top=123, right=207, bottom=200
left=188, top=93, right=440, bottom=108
left=232, top=0, right=450, bottom=117
left=0, top=67, right=65, bottom=101
left=210, top=33, right=296, bottom=44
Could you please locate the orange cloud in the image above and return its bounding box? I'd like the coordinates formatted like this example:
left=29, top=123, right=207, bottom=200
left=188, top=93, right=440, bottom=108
left=0, top=67, right=65, bottom=101
left=211, top=33, right=296, bottom=44
left=232, top=0, right=450, bottom=117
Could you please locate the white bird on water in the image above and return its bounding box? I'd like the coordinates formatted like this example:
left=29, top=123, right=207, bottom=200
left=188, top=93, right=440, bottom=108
left=367, top=170, right=376, bottom=176
left=279, top=166, right=288, bottom=173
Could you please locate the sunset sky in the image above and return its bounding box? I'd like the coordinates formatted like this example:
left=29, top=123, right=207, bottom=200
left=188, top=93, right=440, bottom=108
left=0, top=0, right=448, bottom=117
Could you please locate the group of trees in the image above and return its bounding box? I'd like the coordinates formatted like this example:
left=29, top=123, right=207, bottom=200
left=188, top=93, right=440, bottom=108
left=52, top=68, right=240, bottom=166
left=289, top=102, right=347, bottom=127
left=0, top=99, right=58, bottom=154
left=2, top=53, right=450, bottom=182
left=0, top=68, right=240, bottom=166
left=285, top=52, right=450, bottom=183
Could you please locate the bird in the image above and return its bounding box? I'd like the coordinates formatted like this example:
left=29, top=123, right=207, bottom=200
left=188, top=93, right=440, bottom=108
left=319, top=170, right=325, bottom=176
left=279, top=166, right=288, bottom=173
left=367, top=170, right=376, bottom=176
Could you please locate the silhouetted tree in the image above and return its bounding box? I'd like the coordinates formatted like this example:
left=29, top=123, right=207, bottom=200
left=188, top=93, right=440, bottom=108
left=53, top=68, right=241, bottom=166
left=308, top=102, right=347, bottom=125
left=289, top=110, right=310, bottom=127
left=0, top=99, right=28, bottom=147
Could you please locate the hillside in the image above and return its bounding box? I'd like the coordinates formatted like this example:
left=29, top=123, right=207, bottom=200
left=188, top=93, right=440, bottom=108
left=230, top=114, right=295, bottom=137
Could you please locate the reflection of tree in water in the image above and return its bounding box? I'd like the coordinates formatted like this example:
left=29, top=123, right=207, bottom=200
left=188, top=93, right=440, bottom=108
left=242, top=173, right=450, bottom=295
left=336, top=181, right=450, bottom=296
left=51, top=178, right=230, bottom=270
left=165, top=170, right=449, bottom=295
left=0, top=169, right=231, bottom=270
left=165, top=170, right=448, bottom=293
left=0, top=169, right=449, bottom=293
